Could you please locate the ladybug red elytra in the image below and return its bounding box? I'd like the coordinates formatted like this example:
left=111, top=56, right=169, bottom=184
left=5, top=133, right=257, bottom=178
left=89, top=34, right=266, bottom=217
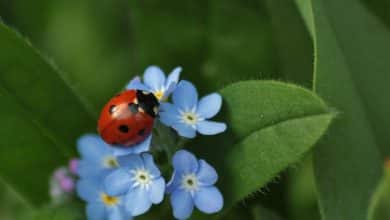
left=98, top=90, right=159, bottom=147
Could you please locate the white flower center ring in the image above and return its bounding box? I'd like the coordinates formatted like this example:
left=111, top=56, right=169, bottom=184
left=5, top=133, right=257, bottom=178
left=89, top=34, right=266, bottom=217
left=181, top=173, right=199, bottom=192
left=103, top=156, right=119, bottom=168
left=180, top=111, right=199, bottom=126
left=131, top=168, right=153, bottom=190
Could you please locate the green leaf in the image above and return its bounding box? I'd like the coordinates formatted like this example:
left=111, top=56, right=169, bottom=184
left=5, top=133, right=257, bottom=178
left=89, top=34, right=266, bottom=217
left=0, top=22, right=95, bottom=204
left=287, top=155, right=320, bottom=220
left=190, top=80, right=333, bottom=216
left=371, top=163, right=390, bottom=220
left=361, top=0, right=390, bottom=28
left=295, top=0, right=389, bottom=219
left=252, top=205, right=284, bottom=220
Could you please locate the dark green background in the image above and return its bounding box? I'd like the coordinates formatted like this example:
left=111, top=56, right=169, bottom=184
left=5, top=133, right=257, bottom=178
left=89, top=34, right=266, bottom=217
left=0, top=0, right=389, bottom=219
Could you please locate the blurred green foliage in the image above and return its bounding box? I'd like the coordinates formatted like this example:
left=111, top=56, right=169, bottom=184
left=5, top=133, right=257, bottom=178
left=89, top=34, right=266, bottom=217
left=0, top=0, right=135, bottom=114
left=0, top=180, right=33, bottom=220
left=0, top=0, right=389, bottom=219
left=295, top=0, right=390, bottom=219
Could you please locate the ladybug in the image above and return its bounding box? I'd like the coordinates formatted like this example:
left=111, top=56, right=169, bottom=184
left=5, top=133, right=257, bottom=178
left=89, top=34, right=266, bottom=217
left=98, top=90, right=159, bottom=147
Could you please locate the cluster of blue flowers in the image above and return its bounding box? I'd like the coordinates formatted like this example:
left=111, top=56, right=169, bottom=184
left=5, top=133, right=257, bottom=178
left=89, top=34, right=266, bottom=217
left=76, top=66, right=227, bottom=220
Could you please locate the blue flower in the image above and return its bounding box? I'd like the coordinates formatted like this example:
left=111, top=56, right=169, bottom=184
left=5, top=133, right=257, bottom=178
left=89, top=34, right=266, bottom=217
left=77, top=176, right=133, bottom=220
left=104, top=153, right=166, bottom=216
left=166, top=150, right=223, bottom=219
left=77, top=134, right=152, bottom=178
left=126, top=65, right=182, bottom=101
left=111, top=135, right=152, bottom=157
left=159, top=80, right=227, bottom=138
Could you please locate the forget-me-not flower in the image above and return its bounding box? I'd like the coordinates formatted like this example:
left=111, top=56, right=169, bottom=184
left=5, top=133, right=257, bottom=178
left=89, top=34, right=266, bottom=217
left=111, top=135, right=152, bottom=157
left=159, top=80, right=227, bottom=138
left=104, top=153, right=166, bottom=216
left=77, top=176, right=133, bottom=220
left=49, top=166, right=75, bottom=203
left=77, top=134, right=151, bottom=178
left=126, top=65, right=182, bottom=101
left=166, top=150, right=223, bottom=219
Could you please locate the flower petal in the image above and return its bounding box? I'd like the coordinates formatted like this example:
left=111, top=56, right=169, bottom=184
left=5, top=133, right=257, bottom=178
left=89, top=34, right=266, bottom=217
left=125, top=76, right=149, bottom=91
left=141, top=153, right=161, bottom=177
left=106, top=205, right=132, bottom=220
left=59, top=177, right=75, bottom=192
left=196, top=120, right=227, bottom=135
left=104, top=168, right=132, bottom=196
left=163, top=83, right=177, bottom=100
left=86, top=203, right=106, bottom=220
left=172, top=80, right=198, bottom=110
left=172, top=122, right=197, bottom=138
left=69, top=159, right=79, bottom=175
left=172, top=150, right=199, bottom=174
left=148, top=177, right=165, bottom=204
left=163, top=67, right=182, bottom=98
left=76, top=178, right=102, bottom=202
left=125, top=187, right=152, bottom=216
left=194, top=186, right=223, bottom=214
left=143, top=66, right=166, bottom=91
left=112, top=135, right=152, bottom=156
left=132, top=134, right=152, bottom=154
left=166, top=67, right=182, bottom=88
left=77, top=134, right=111, bottom=162
left=196, top=160, right=218, bottom=186
left=166, top=171, right=181, bottom=193
left=53, top=167, right=68, bottom=180
left=77, top=160, right=105, bottom=178
left=197, top=93, right=222, bottom=119
left=159, top=103, right=180, bottom=126
left=117, top=154, right=144, bottom=170
left=171, top=189, right=194, bottom=220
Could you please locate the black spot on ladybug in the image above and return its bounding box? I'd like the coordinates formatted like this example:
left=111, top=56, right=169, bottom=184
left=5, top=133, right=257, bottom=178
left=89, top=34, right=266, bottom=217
left=136, top=90, right=159, bottom=118
left=109, top=105, right=116, bottom=114
left=128, top=103, right=138, bottom=113
left=138, top=129, right=146, bottom=136
left=118, top=125, right=129, bottom=133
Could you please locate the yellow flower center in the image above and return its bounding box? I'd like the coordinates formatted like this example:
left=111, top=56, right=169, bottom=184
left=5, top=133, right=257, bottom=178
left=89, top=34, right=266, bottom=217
left=101, top=193, right=119, bottom=206
left=181, top=173, right=199, bottom=192
left=181, top=112, right=198, bottom=125
left=103, top=156, right=119, bottom=168
left=131, top=168, right=153, bottom=190
left=154, top=91, right=164, bottom=101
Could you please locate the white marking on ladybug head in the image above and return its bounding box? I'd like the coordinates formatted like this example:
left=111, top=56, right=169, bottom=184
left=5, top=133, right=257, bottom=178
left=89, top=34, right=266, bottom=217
left=153, top=106, right=159, bottom=115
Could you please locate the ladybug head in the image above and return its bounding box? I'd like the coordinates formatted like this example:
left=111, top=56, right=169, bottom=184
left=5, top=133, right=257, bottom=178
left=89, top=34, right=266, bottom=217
left=136, top=90, right=160, bottom=118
